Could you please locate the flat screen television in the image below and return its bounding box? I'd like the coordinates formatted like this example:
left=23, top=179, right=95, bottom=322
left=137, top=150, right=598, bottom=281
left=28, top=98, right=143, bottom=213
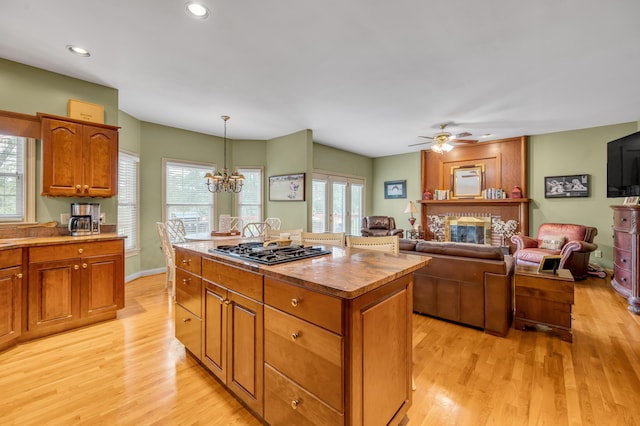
left=607, top=131, right=640, bottom=198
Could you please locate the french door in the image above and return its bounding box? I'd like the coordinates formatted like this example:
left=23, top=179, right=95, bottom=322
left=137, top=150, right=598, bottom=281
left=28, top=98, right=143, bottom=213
left=312, top=173, right=364, bottom=234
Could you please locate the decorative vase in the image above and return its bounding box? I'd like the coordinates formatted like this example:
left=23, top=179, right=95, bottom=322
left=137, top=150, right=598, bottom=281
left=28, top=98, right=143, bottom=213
left=511, top=186, right=522, bottom=199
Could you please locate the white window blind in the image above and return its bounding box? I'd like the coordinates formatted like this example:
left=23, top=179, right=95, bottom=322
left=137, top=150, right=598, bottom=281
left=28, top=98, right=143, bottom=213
left=165, top=160, right=214, bottom=234
left=0, top=135, right=25, bottom=222
left=118, top=151, right=139, bottom=252
left=236, top=167, right=263, bottom=225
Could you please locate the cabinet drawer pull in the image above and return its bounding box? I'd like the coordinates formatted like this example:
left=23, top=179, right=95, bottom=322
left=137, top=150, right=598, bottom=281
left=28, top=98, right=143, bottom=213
left=622, top=258, right=627, bottom=263
left=16, top=273, right=23, bottom=279
left=75, top=184, right=81, bottom=189
left=183, top=278, right=191, bottom=284
left=622, top=217, right=627, bottom=222
left=78, top=248, right=84, bottom=254
left=82, top=263, right=88, bottom=269
left=183, top=318, right=191, bottom=323
left=621, top=277, right=627, bottom=282
left=291, top=298, right=299, bottom=307
left=74, top=265, right=80, bottom=270
left=84, top=185, right=89, bottom=190
left=181, top=259, right=191, bottom=265
left=223, top=299, right=231, bottom=305
left=291, top=399, right=300, bottom=410
left=291, top=331, right=300, bottom=341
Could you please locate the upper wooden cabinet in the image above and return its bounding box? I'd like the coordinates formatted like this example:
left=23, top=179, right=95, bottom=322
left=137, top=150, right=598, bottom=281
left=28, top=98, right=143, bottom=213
left=39, top=114, right=119, bottom=197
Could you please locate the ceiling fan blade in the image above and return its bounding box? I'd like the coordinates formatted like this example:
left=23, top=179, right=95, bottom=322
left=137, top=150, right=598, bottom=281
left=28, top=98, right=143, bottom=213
left=451, top=139, right=479, bottom=144
left=408, top=141, right=432, bottom=147
left=418, top=135, right=434, bottom=139
left=453, top=132, right=472, bottom=138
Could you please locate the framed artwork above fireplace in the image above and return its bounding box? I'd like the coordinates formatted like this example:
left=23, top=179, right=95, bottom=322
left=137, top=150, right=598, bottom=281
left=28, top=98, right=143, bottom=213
left=451, top=164, right=485, bottom=199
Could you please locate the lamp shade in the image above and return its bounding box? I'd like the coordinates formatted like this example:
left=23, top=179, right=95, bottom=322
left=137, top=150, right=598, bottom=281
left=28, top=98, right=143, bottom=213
left=404, top=202, right=417, bottom=214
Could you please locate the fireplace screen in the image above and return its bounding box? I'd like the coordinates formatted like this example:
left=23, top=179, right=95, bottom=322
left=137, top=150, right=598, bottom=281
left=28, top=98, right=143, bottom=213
left=445, top=216, right=492, bottom=245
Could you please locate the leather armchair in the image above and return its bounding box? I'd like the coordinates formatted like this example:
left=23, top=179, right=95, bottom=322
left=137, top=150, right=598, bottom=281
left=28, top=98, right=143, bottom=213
left=511, top=223, right=598, bottom=280
left=361, top=216, right=404, bottom=238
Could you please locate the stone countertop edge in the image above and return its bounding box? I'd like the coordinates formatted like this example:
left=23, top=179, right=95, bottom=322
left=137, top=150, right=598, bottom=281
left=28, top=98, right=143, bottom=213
left=0, top=233, right=126, bottom=248
left=176, top=240, right=431, bottom=299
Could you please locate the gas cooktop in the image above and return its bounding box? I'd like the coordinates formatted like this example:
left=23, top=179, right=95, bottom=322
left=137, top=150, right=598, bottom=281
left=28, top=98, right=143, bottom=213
left=209, top=241, right=332, bottom=265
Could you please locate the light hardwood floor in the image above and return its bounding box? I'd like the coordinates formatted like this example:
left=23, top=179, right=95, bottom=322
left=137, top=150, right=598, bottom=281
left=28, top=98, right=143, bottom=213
left=1, top=273, right=639, bottom=425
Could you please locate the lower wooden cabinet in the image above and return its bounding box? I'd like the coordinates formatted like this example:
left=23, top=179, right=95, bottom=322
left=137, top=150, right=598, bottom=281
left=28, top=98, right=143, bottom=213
left=0, top=248, right=23, bottom=350
left=26, top=240, right=124, bottom=339
left=201, top=258, right=264, bottom=416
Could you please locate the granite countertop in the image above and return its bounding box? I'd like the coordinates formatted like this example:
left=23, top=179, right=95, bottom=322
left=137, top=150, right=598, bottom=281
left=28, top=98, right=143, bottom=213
left=176, top=239, right=431, bottom=299
left=0, top=233, right=125, bottom=249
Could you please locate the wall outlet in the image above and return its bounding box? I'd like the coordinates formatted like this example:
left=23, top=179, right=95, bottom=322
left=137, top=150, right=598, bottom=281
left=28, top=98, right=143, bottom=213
left=100, top=213, right=106, bottom=223
left=60, top=213, right=70, bottom=225
left=594, top=250, right=602, bottom=258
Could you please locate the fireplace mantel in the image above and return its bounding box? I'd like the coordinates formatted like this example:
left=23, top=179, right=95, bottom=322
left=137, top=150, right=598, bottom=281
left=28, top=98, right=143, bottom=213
left=418, top=198, right=530, bottom=250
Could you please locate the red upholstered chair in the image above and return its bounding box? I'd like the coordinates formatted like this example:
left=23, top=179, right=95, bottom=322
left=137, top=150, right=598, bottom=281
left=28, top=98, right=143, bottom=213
left=361, top=216, right=404, bottom=238
left=511, top=223, right=598, bottom=280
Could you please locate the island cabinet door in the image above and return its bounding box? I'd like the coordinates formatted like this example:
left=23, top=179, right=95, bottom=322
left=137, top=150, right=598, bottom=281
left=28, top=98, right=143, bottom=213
left=203, top=281, right=227, bottom=380
left=347, top=274, right=413, bottom=426
left=28, top=259, right=81, bottom=333
left=226, top=289, right=264, bottom=417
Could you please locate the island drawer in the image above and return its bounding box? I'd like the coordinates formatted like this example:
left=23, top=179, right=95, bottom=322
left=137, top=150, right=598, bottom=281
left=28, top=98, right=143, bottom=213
left=202, top=258, right=263, bottom=302
left=0, top=248, right=22, bottom=268
left=613, top=266, right=632, bottom=291
left=175, top=303, right=202, bottom=360
left=614, top=231, right=633, bottom=251
left=175, top=248, right=202, bottom=275
left=264, top=277, right=342, bottom=335
left=175, top=268, right=202, bottom=317
left=29, top=240, right=122, bottom=263
left=264, top=364, right=343, bottom=426
left=264, top=306, right=343, bottom=412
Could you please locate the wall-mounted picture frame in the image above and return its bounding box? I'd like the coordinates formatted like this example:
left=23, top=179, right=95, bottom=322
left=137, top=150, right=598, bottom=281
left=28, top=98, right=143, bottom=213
left=451, top=164, right=485, bottom=199
left=269, top=173, right=305, bottom=201
left=384, top=180, right=406, bottom=199
left=544, top=174, right=589, bottom=198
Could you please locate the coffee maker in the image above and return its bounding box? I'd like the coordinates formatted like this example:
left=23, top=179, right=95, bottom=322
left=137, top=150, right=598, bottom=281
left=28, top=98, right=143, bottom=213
left=69, top=203, right=101, bottom=236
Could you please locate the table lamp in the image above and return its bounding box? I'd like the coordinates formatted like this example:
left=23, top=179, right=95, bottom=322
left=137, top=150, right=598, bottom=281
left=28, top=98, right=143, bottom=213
left=404, top=201, right=417, bottom=228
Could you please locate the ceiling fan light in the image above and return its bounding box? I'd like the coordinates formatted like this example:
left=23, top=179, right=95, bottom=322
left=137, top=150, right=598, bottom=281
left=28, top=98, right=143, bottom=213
left=441, top=143, right=453, bottom=152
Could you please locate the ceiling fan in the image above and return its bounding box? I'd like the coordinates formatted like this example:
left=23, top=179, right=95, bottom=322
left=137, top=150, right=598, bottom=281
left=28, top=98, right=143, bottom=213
left=409, top=123, right=478, bottom=153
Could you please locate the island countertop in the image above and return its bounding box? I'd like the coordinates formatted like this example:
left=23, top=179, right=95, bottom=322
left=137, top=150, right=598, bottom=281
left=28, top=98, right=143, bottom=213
left=176, top=239, right=431, bottom=299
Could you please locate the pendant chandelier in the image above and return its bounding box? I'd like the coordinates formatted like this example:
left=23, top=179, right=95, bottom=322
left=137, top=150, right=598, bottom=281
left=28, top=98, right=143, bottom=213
left=204, top=115, right=244, bottom=193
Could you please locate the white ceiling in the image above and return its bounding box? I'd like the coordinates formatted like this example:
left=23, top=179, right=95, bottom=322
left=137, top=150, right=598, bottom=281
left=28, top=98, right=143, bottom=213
left=1, top=0, right=639, bottom=157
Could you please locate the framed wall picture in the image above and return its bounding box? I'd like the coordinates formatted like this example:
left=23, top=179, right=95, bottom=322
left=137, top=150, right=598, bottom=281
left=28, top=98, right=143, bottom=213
left=451, top=164, right=485, bottom=199
left=544, top=174, right=589, bottom=198
left=269, top=173, right=305, bottom=201
left=384, top=180, right=406, bottom=199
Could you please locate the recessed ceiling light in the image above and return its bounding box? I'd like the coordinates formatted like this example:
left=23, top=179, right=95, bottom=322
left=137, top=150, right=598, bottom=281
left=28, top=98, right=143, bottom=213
left=480, top=133, right=493, bottom=138
left=185, top=2, right=210, bottom=19
left=66, top=45, right=91, bottom=57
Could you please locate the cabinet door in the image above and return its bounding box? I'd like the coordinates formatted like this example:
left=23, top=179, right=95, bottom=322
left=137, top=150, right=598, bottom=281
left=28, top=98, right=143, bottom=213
left=81, top=253, right=124, bottom=318
left=227, top=290, right=264, bottom=416
left=28, top=259, right=81, bottom=332
left=0, top=266, right=22, bottom=347
left=41, top=118, right=83, bottom=196
left=203, top=281, right=227, bottom=380
left=82, top=124, right=118, bottom=197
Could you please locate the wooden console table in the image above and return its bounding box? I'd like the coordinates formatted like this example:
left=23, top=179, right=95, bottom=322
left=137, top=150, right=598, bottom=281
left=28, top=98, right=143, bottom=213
left=513, top=266, right=575, bottom=342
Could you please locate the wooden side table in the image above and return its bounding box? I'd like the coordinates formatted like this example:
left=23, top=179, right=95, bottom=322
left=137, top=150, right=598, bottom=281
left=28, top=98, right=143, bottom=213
left=513, top=266, right=575, bottom=342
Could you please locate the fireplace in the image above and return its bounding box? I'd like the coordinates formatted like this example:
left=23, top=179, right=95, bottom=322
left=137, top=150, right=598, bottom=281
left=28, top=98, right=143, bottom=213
left=445, top=215, right=492, bottom=245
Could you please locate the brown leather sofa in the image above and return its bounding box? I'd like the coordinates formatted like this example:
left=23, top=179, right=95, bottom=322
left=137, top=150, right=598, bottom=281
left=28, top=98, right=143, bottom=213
left=361, top=216, right=404, bottom=238
left=400, top=239, right=514, bottom=337
left=511, top=223, right=598, bottom=280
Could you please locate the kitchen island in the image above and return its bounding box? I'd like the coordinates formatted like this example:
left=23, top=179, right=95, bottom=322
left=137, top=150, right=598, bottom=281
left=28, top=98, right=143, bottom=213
left=173, top=239, right=430, bottom=426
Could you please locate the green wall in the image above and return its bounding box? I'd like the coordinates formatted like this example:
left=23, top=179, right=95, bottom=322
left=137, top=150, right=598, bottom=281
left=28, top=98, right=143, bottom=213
left=313, top=143, right=375, bottom=214
left=528, top=122, right=640, bottom=270
left=0, top=58, right=119, bottom=234
left=371, top=152, right=422, bottom=232
left=266, top=130, right=312, bottom=230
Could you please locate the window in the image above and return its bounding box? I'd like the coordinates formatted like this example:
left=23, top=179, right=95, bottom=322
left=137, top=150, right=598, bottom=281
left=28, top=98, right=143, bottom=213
left=0, top=135, right=35, bottom=223
left=236, top=167, right=263, bottom=225
left=312, top=172, right=365, bottom=234
left=118, top=151, right=139, bottom=253
left=164, top=159, right=214, bottom=234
